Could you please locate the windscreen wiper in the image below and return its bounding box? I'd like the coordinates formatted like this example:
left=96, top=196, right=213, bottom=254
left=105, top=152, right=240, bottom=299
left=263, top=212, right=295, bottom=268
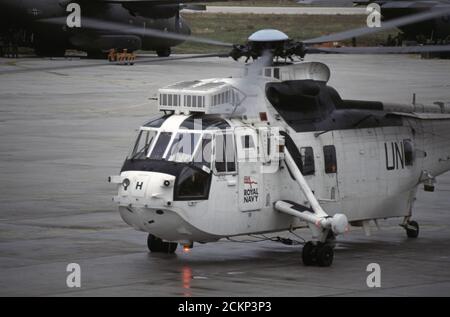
left=131, top=144, right=151, bottom=160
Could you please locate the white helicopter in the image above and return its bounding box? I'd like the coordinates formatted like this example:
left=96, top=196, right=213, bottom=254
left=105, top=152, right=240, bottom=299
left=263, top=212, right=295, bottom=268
left=104, top=9, right=450, bottom=267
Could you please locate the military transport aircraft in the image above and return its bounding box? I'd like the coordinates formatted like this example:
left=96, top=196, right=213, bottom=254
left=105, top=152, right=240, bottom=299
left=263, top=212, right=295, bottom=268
left=354, top=1, right=450, bottom=44
left=0, top=0, right=241, bottom=58
left=301, top=0, right=450, bottom=45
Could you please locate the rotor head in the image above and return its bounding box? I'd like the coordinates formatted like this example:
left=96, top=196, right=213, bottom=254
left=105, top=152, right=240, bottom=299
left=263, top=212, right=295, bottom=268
left=230, top=29, right=306, bottom=62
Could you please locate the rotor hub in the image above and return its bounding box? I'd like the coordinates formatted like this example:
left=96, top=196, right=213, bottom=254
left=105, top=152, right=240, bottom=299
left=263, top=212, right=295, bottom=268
left=230, top=29, right=306, bottom=62
left=248, top=29, right=289, bottom=42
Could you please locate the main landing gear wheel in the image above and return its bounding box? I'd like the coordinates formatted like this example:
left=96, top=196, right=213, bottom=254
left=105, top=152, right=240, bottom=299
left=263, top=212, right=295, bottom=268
left=156, top=48, right=171, bottom=57
left=405, top=220, right=419, bottom=238
left=302, top=241, right=316, bottom=266
left=147, top=234, right=178, bottom=253
left=302, top=242, right=334, bottom=267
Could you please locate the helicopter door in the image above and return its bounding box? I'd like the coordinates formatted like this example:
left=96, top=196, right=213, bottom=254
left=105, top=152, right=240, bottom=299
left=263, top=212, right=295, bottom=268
left=235, top=127, right=263, bottom=212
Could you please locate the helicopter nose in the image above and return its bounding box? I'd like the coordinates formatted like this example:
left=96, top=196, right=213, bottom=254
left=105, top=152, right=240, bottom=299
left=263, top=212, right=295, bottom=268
left=110, top=171, right=176, bottom=207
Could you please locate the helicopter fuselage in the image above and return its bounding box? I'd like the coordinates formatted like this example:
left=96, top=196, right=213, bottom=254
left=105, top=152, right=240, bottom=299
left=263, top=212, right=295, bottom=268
left=110, top=62, right=450, bottom=245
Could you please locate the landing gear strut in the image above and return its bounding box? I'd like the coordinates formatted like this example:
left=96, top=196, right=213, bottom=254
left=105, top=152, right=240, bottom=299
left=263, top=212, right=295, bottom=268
left=147, top=234, right=178, bottom=253
left=302, top=241, right=334, bottom=267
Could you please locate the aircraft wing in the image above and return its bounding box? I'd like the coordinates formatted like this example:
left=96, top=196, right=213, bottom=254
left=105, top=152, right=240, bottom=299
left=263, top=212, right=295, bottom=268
left=97, top=0, right=245, bottom=4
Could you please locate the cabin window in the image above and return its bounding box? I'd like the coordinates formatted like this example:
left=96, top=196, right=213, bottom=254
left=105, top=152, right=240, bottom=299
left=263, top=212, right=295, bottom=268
left=324, top=145, right=337, bottom=174
left=404, top=139, right=414, bottom=166
left=300, top=147, right=315, bottom=176
left=193, top=134, right=213, bottom=168
left=265, top=68, right=272, bottom=77
left=241, top=135, right=255, bottom=149
left=214, top=133, right=236, bottom=173
left=226, top=135, right=237, bottom=172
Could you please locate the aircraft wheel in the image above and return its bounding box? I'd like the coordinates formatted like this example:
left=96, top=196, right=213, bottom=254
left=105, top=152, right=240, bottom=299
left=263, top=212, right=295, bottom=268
left=147, top=234, right=163, bottom=252
left=317, top=244, right=334, bottom=267
left=164, top=241, right=178, bottom=254
left=35, top=46, right=66, bottom=57
left=302, top=241, right=317, bottom=266
left=156, top=48, right=171, bottom=57
left=406, top=220, right=419, bottom=238
left=147, top=234, right=178, bottom=253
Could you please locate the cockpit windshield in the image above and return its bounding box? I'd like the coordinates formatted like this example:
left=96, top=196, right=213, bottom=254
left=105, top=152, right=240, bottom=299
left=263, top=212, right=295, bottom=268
left=166, top=132, right=201, bottom=163
left=130, top=129, right=213, bottom=168
left=130, top=130, right=157, bottom=160
left=149, top=132, right=172, bottom=160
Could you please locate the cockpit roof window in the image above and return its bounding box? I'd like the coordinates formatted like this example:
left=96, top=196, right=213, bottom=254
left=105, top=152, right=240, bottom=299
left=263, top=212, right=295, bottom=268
left=143, top=115, right=170, bottom=128
left=180, top=115, right=230, bottom=131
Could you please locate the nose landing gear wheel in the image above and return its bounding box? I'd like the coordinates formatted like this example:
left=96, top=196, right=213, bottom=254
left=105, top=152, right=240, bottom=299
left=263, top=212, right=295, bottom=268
left=147, top=234, right=178, bottom=253
left=302, top=242, right=334, bottom=267
left=405, top=220, right=419, bottom=238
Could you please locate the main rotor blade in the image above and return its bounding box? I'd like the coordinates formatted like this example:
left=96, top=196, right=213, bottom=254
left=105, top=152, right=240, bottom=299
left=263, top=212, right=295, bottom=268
left=0, top=53, right=228, bottom=75
left=38, top=17, right=233, bottom=48
left=307, top=44, right=450, bottom=54
left=303, top=7, right=450, bottom=44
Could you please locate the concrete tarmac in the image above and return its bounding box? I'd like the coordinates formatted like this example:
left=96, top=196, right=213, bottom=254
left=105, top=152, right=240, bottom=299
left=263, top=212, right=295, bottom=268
left=0, top=54, right=449, bottom=296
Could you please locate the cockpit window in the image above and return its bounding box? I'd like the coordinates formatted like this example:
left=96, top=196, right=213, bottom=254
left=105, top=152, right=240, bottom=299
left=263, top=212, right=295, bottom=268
left=174, top=166, right=211, bottom=200
left=193, top=134, right=213, bottom=168
left=214, top=132, right=236, bottom=173
left=166, top=132, right=201, bottom=163
left=143, top=115, right=169, bottom=128
left=180, top=115, right=230, bottom=130
left=130, top=130, right=157, bottom=160
left=149, top=132, right=172, bottom=160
